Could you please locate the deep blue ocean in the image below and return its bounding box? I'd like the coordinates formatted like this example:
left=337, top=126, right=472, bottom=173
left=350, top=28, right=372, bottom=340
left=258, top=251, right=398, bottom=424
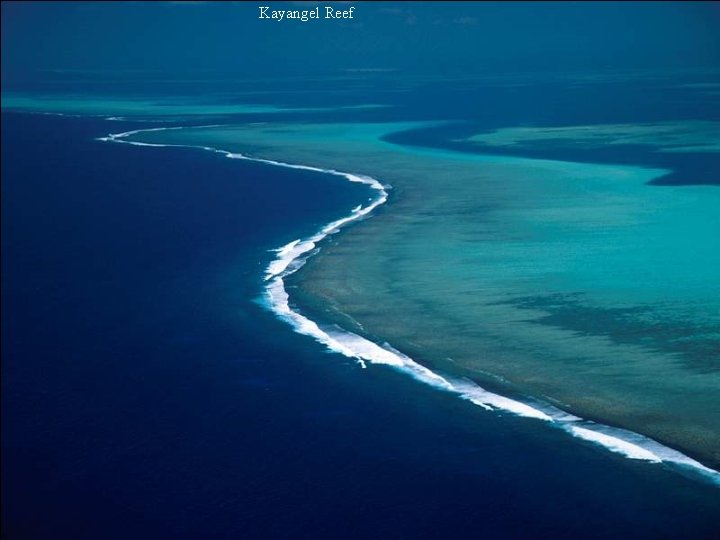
left=2, top=112, right=720, bottom=539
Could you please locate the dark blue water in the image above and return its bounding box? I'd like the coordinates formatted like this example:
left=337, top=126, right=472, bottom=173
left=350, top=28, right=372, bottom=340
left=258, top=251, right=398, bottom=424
left=3, top=113, right=720, bottom=539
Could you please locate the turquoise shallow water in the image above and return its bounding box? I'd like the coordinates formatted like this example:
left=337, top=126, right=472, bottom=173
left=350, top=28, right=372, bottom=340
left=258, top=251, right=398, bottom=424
left=0, top=93, right=388, bottom=121
left=128, top=121, right=720, bottom=469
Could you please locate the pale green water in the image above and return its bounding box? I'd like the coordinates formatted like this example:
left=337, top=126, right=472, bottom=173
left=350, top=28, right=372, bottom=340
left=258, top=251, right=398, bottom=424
left=465, top=121, right=720, bottom=153
left=0, top=94, right=386, bottom=117
left=133, top=122, right=720, bottom=467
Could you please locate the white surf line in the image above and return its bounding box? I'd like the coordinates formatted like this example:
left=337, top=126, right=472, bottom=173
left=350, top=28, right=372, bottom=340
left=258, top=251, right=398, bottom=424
left=100, top=124, right=720, bottom=485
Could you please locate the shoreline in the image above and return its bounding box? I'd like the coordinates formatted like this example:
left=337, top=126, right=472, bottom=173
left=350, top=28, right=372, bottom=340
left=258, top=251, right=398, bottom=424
left=98, top=121, right=720, bottom=484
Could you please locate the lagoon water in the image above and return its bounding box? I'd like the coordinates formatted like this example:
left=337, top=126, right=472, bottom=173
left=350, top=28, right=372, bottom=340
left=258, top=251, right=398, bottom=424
left=2, top=70, right=720, bottom=538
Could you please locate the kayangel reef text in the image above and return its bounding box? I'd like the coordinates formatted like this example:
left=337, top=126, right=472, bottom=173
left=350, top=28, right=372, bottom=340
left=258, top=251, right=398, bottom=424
left=258, top=6, right=355, bottom=22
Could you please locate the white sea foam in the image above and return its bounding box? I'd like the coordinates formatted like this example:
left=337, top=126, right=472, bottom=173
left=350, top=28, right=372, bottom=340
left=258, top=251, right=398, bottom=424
left=570, top=426, right=662, bottom=462
left=101, top=123, right=720, bottom=485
